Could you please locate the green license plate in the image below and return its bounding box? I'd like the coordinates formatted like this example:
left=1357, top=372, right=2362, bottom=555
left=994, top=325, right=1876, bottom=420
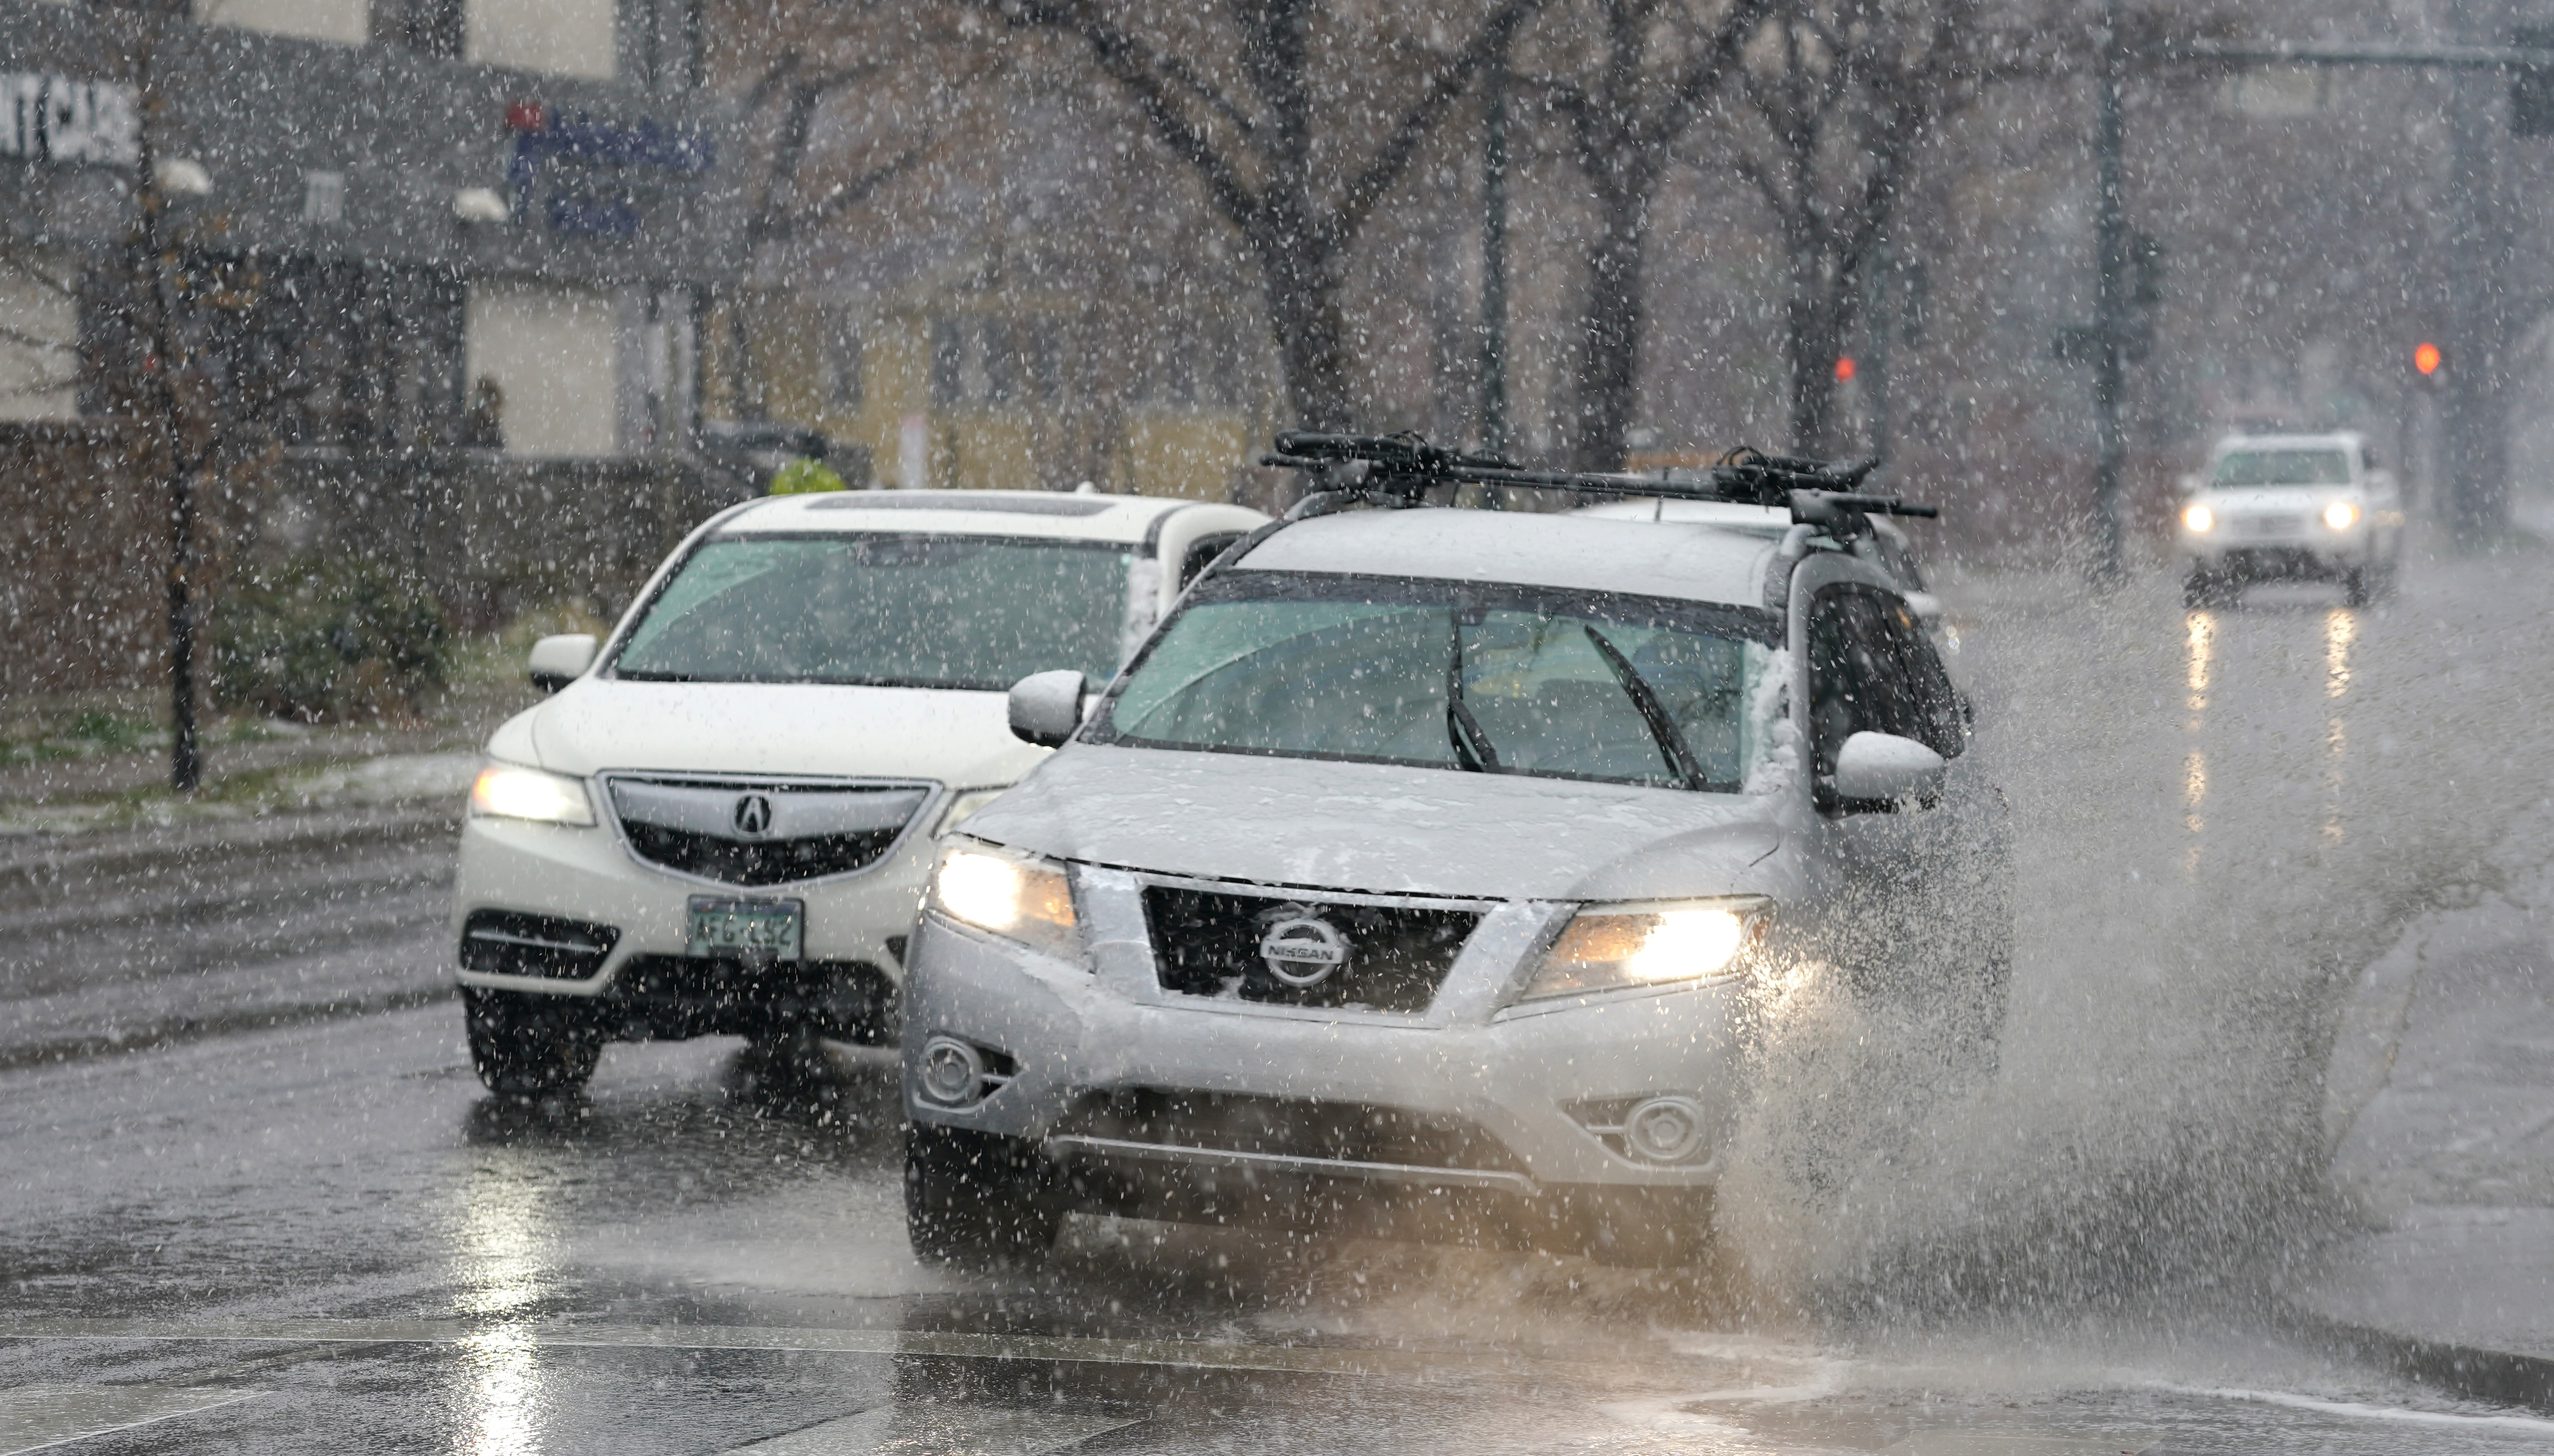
left=685, top=896, right=803, bottom=961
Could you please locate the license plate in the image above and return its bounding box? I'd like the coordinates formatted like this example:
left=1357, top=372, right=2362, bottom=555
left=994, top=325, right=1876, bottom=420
left=685, top=896, right=803, bottom=961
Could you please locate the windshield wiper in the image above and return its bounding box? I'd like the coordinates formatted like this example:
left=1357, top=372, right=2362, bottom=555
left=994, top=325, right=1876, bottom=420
left=1447, top=617, right=1500, bottom=773
left=1582, top=625, right=1706, bottom=790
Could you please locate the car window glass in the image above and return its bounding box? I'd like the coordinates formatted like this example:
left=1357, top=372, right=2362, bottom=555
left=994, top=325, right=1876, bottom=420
left=612, top=534, right=1134, bottom=689
left=1103, top=574, right=1777, bottom=791
left=2213, top=449, right=2351, bottom=486
left=1808, top=586, right=1963, bottom=776
left=1863, top=592, right=1966, bottom=758
left=1178, top=533, right=1242, bottom=588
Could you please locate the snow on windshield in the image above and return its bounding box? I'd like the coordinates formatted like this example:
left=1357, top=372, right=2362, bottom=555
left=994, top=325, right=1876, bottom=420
left=611, top=533, right=1131, bottom=689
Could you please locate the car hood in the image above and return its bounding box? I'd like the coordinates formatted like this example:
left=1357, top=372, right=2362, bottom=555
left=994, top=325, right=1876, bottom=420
left=963, top=743, right=1784, bottom=902
left=508, top=680, right=1046, bottom=788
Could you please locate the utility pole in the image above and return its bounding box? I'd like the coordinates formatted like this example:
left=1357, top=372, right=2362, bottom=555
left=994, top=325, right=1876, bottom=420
left=1865, top=237, right=1895, bottom=471
left=1478, top=37, right=1511, bottom=464
left=2088, top=0, right=2129, bottom=584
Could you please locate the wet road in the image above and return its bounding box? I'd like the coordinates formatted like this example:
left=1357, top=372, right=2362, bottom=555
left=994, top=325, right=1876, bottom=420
left=5, top=554, right=2554, bottom=1454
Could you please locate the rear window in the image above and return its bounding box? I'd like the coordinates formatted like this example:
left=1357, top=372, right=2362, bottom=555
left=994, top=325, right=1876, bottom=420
left=610, top=533, right=1133, bottom=689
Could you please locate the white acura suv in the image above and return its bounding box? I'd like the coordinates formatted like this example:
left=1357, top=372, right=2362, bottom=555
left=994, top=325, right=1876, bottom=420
left=899, top=440, right=2012, bottom=1268
left=453, top=489, right=1266, bottom=1096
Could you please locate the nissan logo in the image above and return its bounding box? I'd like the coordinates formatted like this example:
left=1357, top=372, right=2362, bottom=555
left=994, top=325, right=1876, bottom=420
left=732, top=793, right=774, bottom=837
left=1257, top=912, right=1350, bottom=988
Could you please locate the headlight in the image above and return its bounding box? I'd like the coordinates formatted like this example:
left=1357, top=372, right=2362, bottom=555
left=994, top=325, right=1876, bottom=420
left=933, top=787, right=1006, bottom=838
left=2323, top=501, right=2360, bottom=530
left=1518, top=897, right=1771, bottom=1001
left=469, top=761, right=594, bottom=825
left=2182, top=503, right=2215, bottom=532
left=928, top=842, right=1080, bottom=961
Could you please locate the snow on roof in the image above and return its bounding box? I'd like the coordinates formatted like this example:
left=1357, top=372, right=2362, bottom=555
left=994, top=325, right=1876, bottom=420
left=1571, top=497, right=1791, bottom=535
left=1238, top=507, right=1780, bottom=609
left=716, top=490, right=1226, bottom=544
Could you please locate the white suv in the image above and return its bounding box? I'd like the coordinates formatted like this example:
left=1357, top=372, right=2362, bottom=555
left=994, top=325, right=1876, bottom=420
left=899, top=462, right=2012, bottom=1267
left=2178, top=432, right=2403, bottom=606
left=452, top=489, right=1266, bottom=1096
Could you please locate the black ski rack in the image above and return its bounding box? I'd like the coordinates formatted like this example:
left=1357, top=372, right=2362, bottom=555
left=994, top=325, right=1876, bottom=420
left=1261, top=431, right=1937, bottom=539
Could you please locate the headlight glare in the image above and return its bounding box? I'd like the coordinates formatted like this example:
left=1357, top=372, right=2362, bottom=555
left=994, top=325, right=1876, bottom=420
left=469, top=761, right=594, bottom=825
left=1520, top=897, right=1770, bottom=1001
left=2182, top=503, right=2215, bottom=532
left=2323, top=500, right=2360, bottom=530
left=929, top=843, right=1080, bottom=960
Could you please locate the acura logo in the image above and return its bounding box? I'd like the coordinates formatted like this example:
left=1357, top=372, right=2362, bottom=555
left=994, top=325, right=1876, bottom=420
left=1257, top=911, right=1350, bottom=988
left=732, top=793, right=773, bottom=837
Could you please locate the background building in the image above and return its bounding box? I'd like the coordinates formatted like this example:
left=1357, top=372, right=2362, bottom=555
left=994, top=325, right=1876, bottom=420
left=0, top=0, right=744, bottom=694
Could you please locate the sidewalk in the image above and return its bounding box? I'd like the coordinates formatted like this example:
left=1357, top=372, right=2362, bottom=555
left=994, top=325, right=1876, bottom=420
left=2288, top=819, right=2554, bottom=1408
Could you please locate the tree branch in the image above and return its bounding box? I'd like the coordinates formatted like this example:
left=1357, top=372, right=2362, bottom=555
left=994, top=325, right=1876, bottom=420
left=1329, top=0, right=1549, bottom=247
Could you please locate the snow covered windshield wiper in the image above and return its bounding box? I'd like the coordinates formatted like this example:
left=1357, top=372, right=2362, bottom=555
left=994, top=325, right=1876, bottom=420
left=1581, top=624, right=1705, bottom=790
left=1446, top=612, right=1500, bottom=773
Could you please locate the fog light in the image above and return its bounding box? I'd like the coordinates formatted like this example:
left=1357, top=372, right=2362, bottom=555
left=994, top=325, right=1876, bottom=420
left=1622, top=1095, right=1708, bottom=1164
left=917, top=1035, right=988, bottom=1106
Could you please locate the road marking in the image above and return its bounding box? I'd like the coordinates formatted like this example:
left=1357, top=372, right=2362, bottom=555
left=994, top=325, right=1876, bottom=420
left=0, top=1383, right=260, bottom=1455
left=730, top=1402, right=1139, bottom=1454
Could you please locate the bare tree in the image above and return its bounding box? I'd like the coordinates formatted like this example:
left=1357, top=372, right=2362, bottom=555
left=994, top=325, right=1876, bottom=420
left=1702, top=0, right=2012, bottom=454
left=722, top=51, right=932, bottom=417
left=1522, top=0, right=1776, bottom=470
left=979, top=0, right=1546, bottom=433
left=81, top=0, right=271, bottom=792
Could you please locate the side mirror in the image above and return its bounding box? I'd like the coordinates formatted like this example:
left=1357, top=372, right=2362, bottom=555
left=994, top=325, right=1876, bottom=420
left=1007, top=670, right=1090, bottom=748
left=1903, top=590, right=1945, bottom=627
left=527, top=634, right=598, bottom=694
left=1830, top=730, right=1946, bottom=807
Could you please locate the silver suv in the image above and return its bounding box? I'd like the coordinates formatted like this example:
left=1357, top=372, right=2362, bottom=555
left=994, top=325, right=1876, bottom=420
left=899, top=456, right=2012, bottom=1268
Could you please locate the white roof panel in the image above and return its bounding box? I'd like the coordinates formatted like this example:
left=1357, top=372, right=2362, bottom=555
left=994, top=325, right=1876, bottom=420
left=1237, top=508, right=1779, bottom=610
left=716, top=490, right=1217, bottom=545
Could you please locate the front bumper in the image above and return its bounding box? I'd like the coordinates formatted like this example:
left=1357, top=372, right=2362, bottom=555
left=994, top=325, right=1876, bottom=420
left=900, top=868, right=1750, bottom=1231
left=2182, top=520, right=2374, bottom=576
left=450, top=806, right=945, bottom=1040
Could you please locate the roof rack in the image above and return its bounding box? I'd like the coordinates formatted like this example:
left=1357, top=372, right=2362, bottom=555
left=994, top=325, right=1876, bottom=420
left=1260, top=432, right=1936, bottom=540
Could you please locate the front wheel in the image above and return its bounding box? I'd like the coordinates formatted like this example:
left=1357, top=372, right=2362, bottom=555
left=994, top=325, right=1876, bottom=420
left=2183, top=566, right=2232, bottom=609
left=2342, top=566, right=2371, bottom=608
left=904, top=1126, right=1061, bottom=1268
left=463, top=987, right=601, bottom=1097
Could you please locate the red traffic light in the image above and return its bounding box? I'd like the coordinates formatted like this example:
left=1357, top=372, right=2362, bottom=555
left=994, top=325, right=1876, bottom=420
left=2414, top=341, right=2443, bottom=376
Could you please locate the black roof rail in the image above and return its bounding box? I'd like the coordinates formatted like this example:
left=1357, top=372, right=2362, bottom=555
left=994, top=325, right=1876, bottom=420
left=1260, top=432, right=1936, bottom=540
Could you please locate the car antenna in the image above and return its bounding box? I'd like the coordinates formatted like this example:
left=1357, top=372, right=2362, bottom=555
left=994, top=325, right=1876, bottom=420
left=1258, top=432, right=1938, bottom=541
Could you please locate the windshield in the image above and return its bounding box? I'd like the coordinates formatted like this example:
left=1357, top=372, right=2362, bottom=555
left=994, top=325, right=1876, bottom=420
left=611, top=533, right=1133, bottom=689
left=1094, top=571, right=1781, bottom=791
left=2213, top=449, right=2351, bottom=486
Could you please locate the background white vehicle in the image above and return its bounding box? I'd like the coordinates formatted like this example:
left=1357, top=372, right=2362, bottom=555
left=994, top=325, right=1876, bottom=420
left=2176, top=433, right=2404, bottom=607
left=452, top=489, right=1266, bottom=1096
left=900, top=446, right=2010, bottom=1269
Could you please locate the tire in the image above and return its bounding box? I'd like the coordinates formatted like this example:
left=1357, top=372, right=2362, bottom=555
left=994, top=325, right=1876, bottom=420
left=2342, top=566, right=2370, bottom=608
left=463, top=987, right=601, bottom=1097
left=904, top=1125, right=1061, bottom=1268
left=2183, top=566, right=2229, bottom=608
